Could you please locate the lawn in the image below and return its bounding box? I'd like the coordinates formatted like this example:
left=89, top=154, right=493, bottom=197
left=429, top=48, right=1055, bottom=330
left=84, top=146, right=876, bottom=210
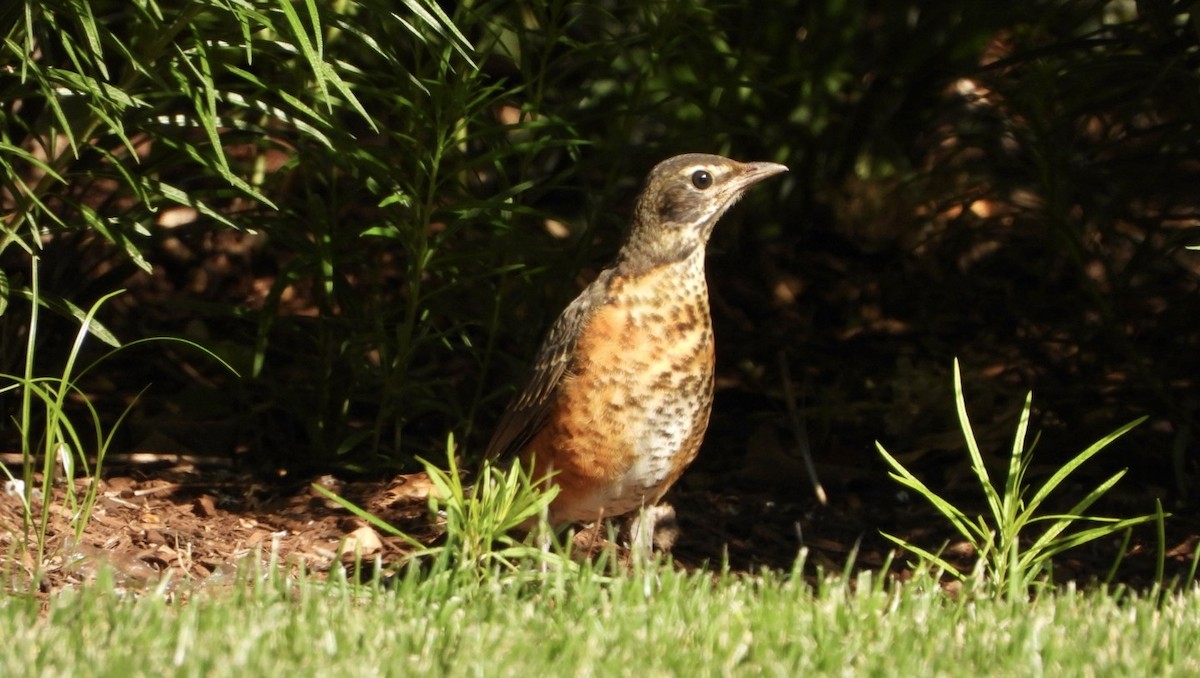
left=4, top=560, right=1198, bottom=676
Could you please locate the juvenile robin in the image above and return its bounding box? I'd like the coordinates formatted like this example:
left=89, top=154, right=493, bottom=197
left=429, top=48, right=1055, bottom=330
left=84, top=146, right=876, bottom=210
left=487, top=153, right=788, bottom=530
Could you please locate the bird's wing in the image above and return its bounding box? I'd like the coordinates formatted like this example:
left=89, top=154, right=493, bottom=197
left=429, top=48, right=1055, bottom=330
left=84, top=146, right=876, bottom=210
left=485, top=272, right=613, bottom=461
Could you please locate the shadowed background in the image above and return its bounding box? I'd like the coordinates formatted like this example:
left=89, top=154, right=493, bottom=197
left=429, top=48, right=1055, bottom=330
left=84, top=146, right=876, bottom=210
left=3, top=1, right=1198, bottom=569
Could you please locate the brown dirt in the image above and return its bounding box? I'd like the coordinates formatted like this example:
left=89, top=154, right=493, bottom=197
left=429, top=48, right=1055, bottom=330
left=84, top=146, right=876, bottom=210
left=0, top=457, right=436, bottom=593
left=3, top=451, right=1196, bottom=595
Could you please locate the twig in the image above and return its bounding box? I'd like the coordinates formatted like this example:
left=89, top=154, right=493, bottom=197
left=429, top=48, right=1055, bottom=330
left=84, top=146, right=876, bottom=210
left=778, top=350, right=827, bottom=505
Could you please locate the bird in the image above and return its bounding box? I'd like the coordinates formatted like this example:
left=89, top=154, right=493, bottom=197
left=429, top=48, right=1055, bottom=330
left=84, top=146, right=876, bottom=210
left=486, top=153, right=788, bottom=531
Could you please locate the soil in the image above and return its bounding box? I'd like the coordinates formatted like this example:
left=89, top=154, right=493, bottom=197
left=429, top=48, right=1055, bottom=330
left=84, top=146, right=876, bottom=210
left=3, top=448, right=1196, bottom=595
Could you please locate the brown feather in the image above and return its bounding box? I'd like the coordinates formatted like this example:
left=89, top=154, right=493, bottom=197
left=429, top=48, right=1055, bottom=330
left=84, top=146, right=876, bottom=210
left=484, top=270, right=614, bottom=460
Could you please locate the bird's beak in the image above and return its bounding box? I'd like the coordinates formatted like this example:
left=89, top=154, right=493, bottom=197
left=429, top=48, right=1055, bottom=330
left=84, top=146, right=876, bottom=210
left=715, top=161, right=787, bottom=205
left=735, top=161, right=789, bottom=189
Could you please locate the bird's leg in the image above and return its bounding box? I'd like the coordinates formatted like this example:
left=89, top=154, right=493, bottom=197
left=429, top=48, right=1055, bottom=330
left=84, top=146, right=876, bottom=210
left=628, top=502, right=679, bottom=563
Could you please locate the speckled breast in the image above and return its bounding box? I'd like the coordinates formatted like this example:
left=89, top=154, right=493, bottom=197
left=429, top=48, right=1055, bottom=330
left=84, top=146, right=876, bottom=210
left=524, top=254, right=716, bottom=524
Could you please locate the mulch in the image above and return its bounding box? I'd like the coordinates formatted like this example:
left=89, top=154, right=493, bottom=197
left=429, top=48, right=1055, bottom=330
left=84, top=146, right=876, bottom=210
left=3, top=449, right=1196, bottom=596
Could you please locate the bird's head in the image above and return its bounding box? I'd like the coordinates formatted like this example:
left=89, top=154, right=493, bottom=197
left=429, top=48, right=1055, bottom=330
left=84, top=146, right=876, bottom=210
left=620, top=153, right=788, bottom=271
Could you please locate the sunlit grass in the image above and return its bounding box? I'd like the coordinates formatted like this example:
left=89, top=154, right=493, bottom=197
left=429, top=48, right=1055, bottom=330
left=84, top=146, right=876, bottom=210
left=878, top=360, right=1158, bottom=598
left=1, top=558, right=1198, bottom=675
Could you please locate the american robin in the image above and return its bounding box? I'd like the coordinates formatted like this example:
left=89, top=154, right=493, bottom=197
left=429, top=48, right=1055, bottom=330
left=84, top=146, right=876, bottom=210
left=487, top=153, right=788, bottom=527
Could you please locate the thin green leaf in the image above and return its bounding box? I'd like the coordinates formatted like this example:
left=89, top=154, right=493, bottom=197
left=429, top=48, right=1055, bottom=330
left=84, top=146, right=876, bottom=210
left=1024, top=416, right=1146, bottom=512
left=877, top=442, right=984, bottom=543
left=1025, top=515, right=1160, bottom=566
left=397, top=1, right=475, bottom=67
left=278, top=1, right=331, bottom=108
left=954, top=359, right=1003, bottom=521
left=880, top=532, right=965, bottom=580
left=150, top=179, right=241, bottom=230
left=0, top=141, right=69, bottom=186
left=1001, top=392, right=1033, bottom=526
left=297, top=1, right=376, bottom=130
left=310, top=483, right=425, bottom=549
left=1023, top=470, right=1130, bottom=556
left=74, top=0, right=108, bottom=80
left=14, top=289, right=121, bottom=348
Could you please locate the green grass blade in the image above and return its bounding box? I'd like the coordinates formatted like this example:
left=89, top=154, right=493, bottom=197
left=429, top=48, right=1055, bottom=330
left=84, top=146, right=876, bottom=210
left=877, top=442, right=984, bottom=543
left=1104, top=528, right=1134, bottom=586
left=953, top=359, right=1003, bottom=523
left=13, top=290, right=122, bottom=348
left=73, top=0, right=108, bottom=79
left=398, top=0, right=476, bottom=67
left=277, top=0, right=377, bottom=131
left=277, top=0, right=329, bottom=102
left=1187, top=539, right=1200, bottom=585
left=1001, top=392, right=1033, bottom=526
left=1024, top=417, right=1146, bottom=512
left=880, top=531, right=964, bottom=579
left=309, top=483, right=425, bottom=550
left=1154, top=499, right=1166, bottom=584
left=1022, top=470, right=1131, bottom=555
left=1024, top=515, right=1159, bottom=566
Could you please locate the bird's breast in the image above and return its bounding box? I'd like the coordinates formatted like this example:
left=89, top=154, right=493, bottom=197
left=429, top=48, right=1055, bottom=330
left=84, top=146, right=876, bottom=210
left=527, top=256, right=716, bottom=522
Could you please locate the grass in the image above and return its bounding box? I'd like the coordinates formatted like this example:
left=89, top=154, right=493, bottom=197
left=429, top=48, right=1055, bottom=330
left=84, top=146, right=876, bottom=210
left=877, top=359, right=1158, bottom=597
left=0, top=255, right=234, bottom=578
left=1, top=558, right=1197, bottom=675
left=2, top=258, right=119, bottom=564
left=3, top=3, right=1196, bottom=670
left=314, top=435, right=569, bottom=575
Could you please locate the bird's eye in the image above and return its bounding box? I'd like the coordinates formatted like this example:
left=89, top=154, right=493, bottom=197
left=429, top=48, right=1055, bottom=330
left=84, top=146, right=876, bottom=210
left=691, top=170, right=713, bottom=190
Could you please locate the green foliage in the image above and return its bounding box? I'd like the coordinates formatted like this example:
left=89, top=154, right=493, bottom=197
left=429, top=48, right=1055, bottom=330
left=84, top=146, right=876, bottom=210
left=0, top=257, right=234, bottom=579
left=0, top=259, right=123, bottom=568
left=314, top=435, right=574, bottom=578
left=417, top=439, right=567, bottom=573
left=1, top=0, right=491, bottom=467
left=3, top=0, right=1198, bottom=483
left=877, top=359, right=1158, bottom=597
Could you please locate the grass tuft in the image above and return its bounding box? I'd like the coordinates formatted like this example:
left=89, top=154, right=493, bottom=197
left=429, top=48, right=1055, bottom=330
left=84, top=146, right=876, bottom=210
left=0, top=257, right=235, bottom=585
left=313, top=435, right=576, bottom=579
left=877, top=359, right=1159, bottom=597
